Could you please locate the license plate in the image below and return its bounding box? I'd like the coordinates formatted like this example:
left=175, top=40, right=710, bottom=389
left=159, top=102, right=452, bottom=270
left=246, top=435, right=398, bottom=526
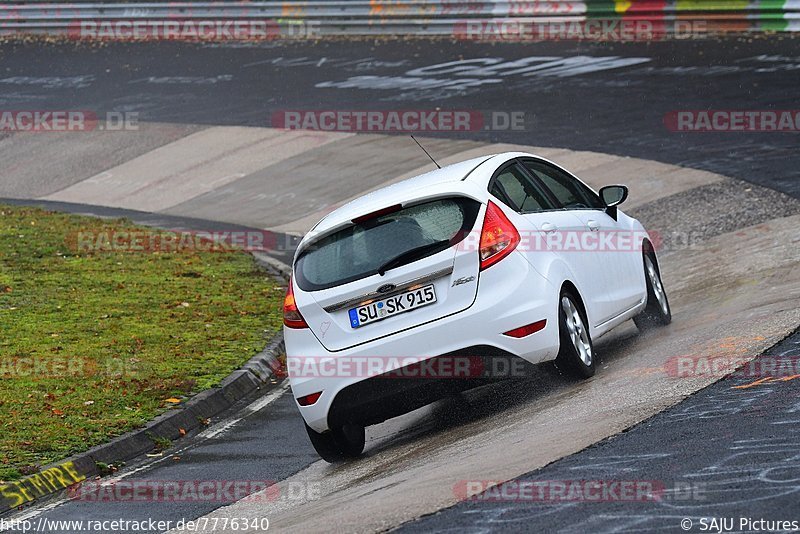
left=348, top=284, right=437, bottom=329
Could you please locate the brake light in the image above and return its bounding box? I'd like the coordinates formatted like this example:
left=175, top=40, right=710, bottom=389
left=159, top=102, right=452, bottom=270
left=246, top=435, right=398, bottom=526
left=352, top=204, right=402, bottom=224
left=283, top=277, right=309, bottom=329
left=479, top=201, right=520, bottom=270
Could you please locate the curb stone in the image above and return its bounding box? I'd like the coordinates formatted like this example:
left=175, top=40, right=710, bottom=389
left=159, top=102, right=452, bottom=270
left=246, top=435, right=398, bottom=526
left=0, top=253, right=292, bottom=516
left=252, top=251, right=292, bottom=282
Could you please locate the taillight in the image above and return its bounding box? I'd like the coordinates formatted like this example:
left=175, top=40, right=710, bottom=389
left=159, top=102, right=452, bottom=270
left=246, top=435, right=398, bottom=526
left=283, top=277, right=309, bottom=329
left=479, top=201, right=520, bottom=270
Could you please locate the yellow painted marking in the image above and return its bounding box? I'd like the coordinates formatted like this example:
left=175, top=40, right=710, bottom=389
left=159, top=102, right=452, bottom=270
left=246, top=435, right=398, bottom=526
left=0, top=461, right=86, bottom=510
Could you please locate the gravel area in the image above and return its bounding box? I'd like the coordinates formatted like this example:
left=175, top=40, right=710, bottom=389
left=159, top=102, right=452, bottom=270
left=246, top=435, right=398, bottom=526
left=629, top=179, right=800, bottom=253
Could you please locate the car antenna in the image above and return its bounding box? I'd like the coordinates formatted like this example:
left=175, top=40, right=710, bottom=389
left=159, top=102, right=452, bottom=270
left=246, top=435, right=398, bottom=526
left=410, top=134, right=441, bottom=169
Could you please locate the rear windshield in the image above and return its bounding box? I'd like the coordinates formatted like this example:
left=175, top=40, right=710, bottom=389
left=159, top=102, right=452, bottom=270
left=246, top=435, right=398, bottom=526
left=295, top=197, right=480, bottom=291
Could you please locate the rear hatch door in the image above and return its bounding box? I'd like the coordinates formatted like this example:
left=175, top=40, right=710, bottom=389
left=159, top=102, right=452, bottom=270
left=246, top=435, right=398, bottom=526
left=293, top=196, right=483, bottom=352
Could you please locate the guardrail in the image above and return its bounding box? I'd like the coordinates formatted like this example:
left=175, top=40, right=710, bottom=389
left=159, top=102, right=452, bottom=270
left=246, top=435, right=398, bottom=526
left=0, top=1, right=798, bottom=37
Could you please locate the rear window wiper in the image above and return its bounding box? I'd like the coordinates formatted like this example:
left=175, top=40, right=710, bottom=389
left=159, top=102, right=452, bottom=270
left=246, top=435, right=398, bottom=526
left=376, top=239, right=451, bottom=276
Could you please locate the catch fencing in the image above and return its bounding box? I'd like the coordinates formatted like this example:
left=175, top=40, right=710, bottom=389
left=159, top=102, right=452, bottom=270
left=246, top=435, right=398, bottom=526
left=0, top=1, right=797, bottom=37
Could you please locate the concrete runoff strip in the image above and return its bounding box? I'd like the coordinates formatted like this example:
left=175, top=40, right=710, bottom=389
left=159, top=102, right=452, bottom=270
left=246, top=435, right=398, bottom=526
left=4, top=123, right=724, bottom=235
left=273, top=144, right=725, bottom=235
left=270, top=143, right=586, bottom=234
left=574, top=157, right=725, bottom=210
left=163, top=133, right=481, bottom=229
left=0, top=122, right=201, bottom=199
left=169, top=214, right=800, bottom=533
left=43, top=127, right=352, bottom=212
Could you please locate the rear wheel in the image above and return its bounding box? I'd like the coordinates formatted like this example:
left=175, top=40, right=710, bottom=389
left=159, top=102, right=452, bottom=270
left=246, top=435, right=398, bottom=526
left=554, top=290, right=596, bottom=379
left=634, top=252, right=671, bottom=330
left=305, top=422, right=365, bottom=463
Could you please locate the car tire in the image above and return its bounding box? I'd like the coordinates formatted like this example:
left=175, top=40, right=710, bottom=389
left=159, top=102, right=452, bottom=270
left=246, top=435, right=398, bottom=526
left=633, top=252, right=672, bottom=330
left=554, top=290, right=596, bottom=379
left=305, top=422, right=365, bottom=463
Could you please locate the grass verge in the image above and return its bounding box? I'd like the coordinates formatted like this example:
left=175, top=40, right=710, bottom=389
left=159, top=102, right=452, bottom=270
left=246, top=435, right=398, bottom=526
left=0, top=205, right=284, bottom=482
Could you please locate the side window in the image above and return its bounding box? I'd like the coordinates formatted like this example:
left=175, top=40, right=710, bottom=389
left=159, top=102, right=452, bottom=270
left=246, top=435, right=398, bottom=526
left=522, top=159, right=604, bottom=210
left=489, top=163, right=554, bottom=213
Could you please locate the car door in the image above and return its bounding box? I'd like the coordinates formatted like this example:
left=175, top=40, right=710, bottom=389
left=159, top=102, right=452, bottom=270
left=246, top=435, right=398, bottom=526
left=519, top=157, right=630, bottom=326
left=487, top=160, right=606, bottom=327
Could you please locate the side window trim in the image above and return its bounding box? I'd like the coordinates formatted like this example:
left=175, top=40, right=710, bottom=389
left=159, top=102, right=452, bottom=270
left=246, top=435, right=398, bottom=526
left=487, top=160, right=523, bottom=211
left=514, top=161, right=563, bottom=211
left=519, top=157, right=604, bottom=211
left=487, top=158, right=557, bottom=214
left=492, top=180, right=520, bottom=211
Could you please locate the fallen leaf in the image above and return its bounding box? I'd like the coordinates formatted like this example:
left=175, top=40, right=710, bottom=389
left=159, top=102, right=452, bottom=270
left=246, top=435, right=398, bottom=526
left=179, top=428, right=186, bottom=436
left=164, top=398, right=181, bottom=404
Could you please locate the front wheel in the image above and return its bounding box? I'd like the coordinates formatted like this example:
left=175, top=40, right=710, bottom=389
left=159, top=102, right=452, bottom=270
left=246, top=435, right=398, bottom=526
left=634, top=253, right=672, bottom=330
left=305, top=423, right=365, bottom=463
left=554, top=290, right=596, bottom=379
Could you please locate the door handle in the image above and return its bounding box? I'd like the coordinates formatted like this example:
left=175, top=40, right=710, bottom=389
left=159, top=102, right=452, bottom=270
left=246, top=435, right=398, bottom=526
left=587, top=220, right=600, bottom=232
left=540, top=222, right=557, bottom=233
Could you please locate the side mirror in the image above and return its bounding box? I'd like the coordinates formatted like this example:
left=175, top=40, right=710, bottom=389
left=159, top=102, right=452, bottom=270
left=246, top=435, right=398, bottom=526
left=599, top=185, right=628, bottom=207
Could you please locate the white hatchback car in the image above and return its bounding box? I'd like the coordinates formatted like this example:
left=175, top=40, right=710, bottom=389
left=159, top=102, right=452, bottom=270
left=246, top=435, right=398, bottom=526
left=283, top=152, right=671, bottom=461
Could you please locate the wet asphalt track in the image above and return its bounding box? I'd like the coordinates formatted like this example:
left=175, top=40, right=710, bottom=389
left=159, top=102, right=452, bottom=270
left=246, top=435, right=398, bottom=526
left=0, top=36, right=799, bottom=199
left=1, top=35, right=800, bottom=532
left=400, top=329, right=800, bottom=533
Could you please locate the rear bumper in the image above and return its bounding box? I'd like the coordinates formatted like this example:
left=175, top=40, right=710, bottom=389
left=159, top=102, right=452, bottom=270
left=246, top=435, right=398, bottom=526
left=285, top=251, right=560, bottom=433
left=327, top=348, right=530, bottom=429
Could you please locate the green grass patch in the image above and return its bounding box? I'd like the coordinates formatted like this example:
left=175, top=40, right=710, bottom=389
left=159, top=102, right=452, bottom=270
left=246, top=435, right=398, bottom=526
left=0, top=204, right=284, bottom=482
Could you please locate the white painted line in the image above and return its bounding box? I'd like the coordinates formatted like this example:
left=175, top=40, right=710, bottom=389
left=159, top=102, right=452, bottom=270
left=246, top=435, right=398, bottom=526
left=198, top=382, right=290, bottom=440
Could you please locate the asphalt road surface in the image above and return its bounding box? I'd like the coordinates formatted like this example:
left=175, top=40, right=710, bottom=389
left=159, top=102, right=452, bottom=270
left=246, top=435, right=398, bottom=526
left=400, top=329, right=800, bottom=533
left=0, top=36, right=798, bottom=199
